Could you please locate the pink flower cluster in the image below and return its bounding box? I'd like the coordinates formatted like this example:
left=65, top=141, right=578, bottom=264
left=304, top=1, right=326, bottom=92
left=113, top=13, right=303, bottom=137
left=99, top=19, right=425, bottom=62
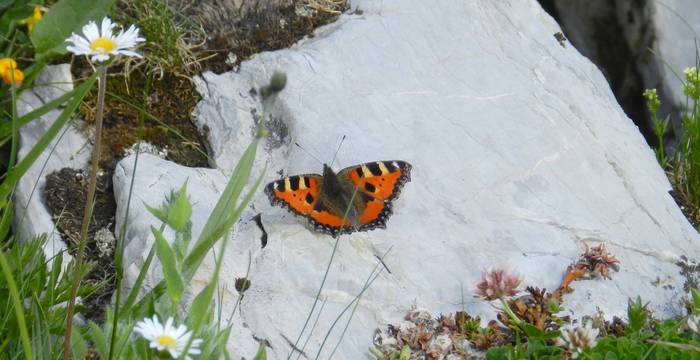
left=475, top=268, right=522, bottom=300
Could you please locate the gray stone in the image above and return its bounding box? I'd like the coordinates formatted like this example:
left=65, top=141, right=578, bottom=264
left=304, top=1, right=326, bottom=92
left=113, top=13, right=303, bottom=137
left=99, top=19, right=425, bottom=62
left=114, top=0, right=700, bottom=359
left=13, top=65, right=91, bottom=262
left=544, top=0, right=700, bottom=144
left=651, top=0, right=700, bottom=111
left=33, top=64, right=74, bottom=103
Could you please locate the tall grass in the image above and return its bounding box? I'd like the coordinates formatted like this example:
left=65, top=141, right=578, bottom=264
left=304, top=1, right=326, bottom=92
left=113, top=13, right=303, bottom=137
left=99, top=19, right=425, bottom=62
left=646, top=66, right=700, bottom=229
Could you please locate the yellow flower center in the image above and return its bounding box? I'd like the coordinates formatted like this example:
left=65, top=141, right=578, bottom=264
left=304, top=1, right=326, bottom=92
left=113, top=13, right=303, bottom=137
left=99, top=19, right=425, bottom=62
left=156, top=335, right=177, bottom=347
left=90, top=37, right=117, bottom=54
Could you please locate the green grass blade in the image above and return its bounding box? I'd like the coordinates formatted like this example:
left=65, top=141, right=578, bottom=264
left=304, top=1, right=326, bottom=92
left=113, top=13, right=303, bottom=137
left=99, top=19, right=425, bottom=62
left=0, top=249, right=31, bottom=359
left=120, top=245, right=155, bottom=317
left=183, top=138, right=259, bottom=278
left=192, top=166, right=267, bottom=272
left=290, top=186, right=360, bottom=360
left=0, top=200, right=13, bottom=242
left=0, top=72, right=98, bottom=205
left=88, top=321, right=108, bottom=354
left=181, top=218, right=231, bottom=359
left=0, top=69, right=96, bottom=140
left=253, top=345, right=267, bottom=360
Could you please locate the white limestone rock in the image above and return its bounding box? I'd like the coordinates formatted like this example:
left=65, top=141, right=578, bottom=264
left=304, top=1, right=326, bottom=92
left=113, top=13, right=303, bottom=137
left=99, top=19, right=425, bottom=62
left=651, top=0, right=700, bottom=109
left=13, top=64, right=91, bottom=260
left=114, top=0, right=700, bottom=359
left=33, top=64, right=74, bottom=103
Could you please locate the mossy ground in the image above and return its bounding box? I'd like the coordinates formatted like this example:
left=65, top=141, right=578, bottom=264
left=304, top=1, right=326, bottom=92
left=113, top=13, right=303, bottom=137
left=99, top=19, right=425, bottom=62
left=73, top=60, right=209, bottom=169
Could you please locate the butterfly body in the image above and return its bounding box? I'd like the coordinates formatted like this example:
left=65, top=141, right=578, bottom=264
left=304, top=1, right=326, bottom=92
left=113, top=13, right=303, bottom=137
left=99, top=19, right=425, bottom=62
left=265, top=161, right=412, bottom=237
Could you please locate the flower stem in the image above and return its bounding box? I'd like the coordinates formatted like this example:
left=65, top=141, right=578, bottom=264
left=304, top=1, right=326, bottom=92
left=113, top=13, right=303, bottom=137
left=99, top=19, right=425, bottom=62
left=499, top=297, right=523, bottom=327
left=64, top=65, right=107, bottom=359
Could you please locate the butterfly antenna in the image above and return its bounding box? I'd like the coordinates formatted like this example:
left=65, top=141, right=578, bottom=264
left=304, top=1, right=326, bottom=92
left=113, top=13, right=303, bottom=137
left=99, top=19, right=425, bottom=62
left=294, top=142, right=323, bottom=165
left=329, top=135, right=346, bottom=168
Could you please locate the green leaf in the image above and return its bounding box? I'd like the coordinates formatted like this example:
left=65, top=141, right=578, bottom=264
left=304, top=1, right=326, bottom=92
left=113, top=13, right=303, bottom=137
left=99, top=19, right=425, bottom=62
left=252, top=344, right=267, bottom=360
left=627, top=296, right=647, bottom=334
left=167, top=181, right=191, bottom=232
left=523, top=323, right=545, bottom=339
left=0, top=0, right=15, bottom=11
left=187, top=282, right=214, bottom=329
left=0, top=2, right=32, bottom=37
left=399, top=345, right=411, bottom=360
left=486, top=346, right=510, bottom=360
left=144, top=202, right=169, bottom=224
left=691, top=288, right=700, bottom=312
left=604, top=351, right=618, bottom=360
left=211, top=327, right=232, bottom=354
left=121, top=246, right=155, bottom=317
left=184, top=138, right=261, bottom=279
left=151, top=226, right=184, bottom=304
left=31, top=0, right=116, bottom=59
left=70, top=326, right=88, bottom=359
left=88, top=321, right=108, bottom=355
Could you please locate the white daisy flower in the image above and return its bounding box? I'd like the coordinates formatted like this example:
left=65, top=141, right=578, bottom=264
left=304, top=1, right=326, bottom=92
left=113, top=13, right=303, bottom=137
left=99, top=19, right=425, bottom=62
left=555, top=320, right=599, bottom=359
left=133, top=315, right=202, bottom=359
left=66, top=17, right=144, bottom=62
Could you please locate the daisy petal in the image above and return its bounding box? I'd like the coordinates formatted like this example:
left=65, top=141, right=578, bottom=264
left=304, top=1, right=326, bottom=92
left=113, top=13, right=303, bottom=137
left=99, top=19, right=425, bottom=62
left=65, top=17, right=144, bottom=61
left=83, top=21, right=99, bottom=41
left=100, top=17, right=115, bottom=37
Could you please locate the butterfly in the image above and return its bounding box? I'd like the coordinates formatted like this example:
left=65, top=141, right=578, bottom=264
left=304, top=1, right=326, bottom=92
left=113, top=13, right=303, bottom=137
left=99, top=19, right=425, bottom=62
left=265, top=161, right=412, bottom=237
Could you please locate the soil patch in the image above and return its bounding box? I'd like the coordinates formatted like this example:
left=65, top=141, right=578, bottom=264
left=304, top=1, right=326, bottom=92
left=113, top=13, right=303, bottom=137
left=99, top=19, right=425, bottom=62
left=44, top=168, right=116, bottom=323
left=188, top=1, right=349, bottom=73
left=670, top=189, right=699, bottom=230
left=677, top=255, right=700, bottom=292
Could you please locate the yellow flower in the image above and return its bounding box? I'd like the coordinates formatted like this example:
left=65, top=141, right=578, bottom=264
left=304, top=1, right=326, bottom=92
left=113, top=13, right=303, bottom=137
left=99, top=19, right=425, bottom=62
left=2, top=68, right=24, bottom=85
left=0, top=58, right=23, bottom=85
left=0, top=58, right=18, bottom=74
left=20, top=6, right=43, bottom=33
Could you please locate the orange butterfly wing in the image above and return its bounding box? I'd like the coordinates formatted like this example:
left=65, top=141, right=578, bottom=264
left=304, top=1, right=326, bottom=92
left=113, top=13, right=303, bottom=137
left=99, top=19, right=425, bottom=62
left=339, top=161, right=412, bottom=230
left=265, top=174, right=351, bottom=236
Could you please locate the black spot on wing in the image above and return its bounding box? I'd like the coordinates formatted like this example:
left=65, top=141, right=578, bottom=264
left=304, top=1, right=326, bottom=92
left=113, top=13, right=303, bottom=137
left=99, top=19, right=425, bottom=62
left=305, top=193, right=314, bottom=204
left=365, top=182, right=376, bottom=193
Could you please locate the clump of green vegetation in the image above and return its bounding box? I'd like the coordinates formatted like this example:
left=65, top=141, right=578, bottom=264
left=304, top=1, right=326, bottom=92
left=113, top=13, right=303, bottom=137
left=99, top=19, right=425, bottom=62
left=0, top=235, right=96, bottom=359
left=645, top=67, right=700, bottom=229
left=371, top=282, right=700, bottom=359
left=71, top=0, right=211, bottom=169
left=117, top=0, right=206, bottom=78
left=370, top=244, right=700, bottom=359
